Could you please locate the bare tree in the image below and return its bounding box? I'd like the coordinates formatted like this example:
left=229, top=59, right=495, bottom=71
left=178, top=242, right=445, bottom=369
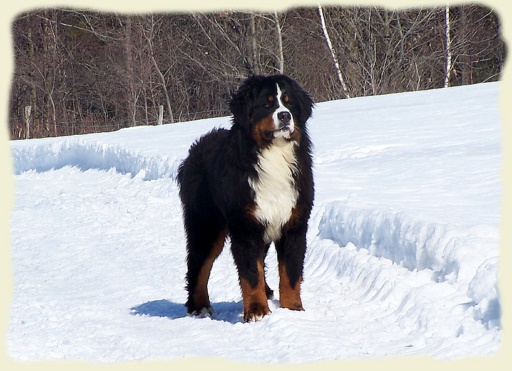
left=274, top=11, right=284, bottom=74
left=318, top=5, right=350, bottom=98
left=444, top=6, right=453, bottom=87
left=141, top=15, right=174, bottom=123
left=249, top=13, right=260, bottom=74
left=122, top=15, right=138, bottom=127
left=9, top=6, right=505, bottom=139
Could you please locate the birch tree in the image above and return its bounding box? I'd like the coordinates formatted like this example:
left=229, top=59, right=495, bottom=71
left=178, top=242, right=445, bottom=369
left=318, top=5, right=350, bottom=98
left=274, top=11, right=284, bottom=74
left=444, top=6, right=453, bottom=88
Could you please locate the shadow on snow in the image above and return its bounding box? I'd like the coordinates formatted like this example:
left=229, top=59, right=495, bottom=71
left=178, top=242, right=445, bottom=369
left=130, top=299, right=244, bottom=324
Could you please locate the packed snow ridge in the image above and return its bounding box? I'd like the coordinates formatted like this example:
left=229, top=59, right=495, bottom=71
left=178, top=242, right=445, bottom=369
left=8, top=82, right=501, bottom=361
left=11, top=138, right=182, bottom=181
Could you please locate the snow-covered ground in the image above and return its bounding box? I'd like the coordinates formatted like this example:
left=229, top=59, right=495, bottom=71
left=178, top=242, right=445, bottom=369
left=7, top=82, right=502, bottom=363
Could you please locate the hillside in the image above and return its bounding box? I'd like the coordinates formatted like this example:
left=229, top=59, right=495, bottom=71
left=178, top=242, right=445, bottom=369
left=8, top=82, right=501, bottom=362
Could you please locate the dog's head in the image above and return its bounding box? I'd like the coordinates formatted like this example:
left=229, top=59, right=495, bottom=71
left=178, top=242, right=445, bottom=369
left=229, top=74, right=314, bottom=148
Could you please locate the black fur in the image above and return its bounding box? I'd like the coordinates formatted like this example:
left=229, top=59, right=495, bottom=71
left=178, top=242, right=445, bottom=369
left=177, top=74, right=314, bottom=321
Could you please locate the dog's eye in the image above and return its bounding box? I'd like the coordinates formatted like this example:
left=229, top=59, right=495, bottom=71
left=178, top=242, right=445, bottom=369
left=282, top=95, right=292, bottom=106
left=264, top=96, right=274, bottom=109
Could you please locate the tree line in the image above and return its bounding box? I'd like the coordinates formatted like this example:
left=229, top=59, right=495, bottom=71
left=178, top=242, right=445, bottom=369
left=9, top=5, right=506, bottom=139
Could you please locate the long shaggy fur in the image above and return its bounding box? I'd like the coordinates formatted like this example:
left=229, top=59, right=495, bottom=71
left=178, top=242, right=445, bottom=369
left=177, top=74, right=314, bottom=322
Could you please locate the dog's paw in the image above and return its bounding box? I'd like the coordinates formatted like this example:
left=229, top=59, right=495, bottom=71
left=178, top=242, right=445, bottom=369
left=187, top=306, right=215, bottom=318
left=280, top=301, right=304, bottom=312
left=284, top=304, right=304, bottom=311
left=243, top=303, right=271, bottom=323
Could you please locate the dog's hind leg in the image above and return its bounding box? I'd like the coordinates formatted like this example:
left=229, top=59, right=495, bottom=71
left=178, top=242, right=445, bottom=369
left=183, top=210, right=227, bottom=316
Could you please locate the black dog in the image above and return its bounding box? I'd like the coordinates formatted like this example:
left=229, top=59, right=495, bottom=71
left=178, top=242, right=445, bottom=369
left=177, top=74, right=314, bottom=322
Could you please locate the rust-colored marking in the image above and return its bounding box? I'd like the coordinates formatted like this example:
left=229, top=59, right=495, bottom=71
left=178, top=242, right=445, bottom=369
left=278, top=263, right=304, bottom=311
left=191, top=228, right=227, bottom=309
left=289, top=125, right=301, bottom=143
left=251, top=115, right=276, bottom=148
left=240, top=259, right=271, bottom=321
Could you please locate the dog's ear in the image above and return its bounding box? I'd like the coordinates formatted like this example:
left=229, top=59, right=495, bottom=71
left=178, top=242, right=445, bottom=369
left=229, top=85, right=250, bottom=128
left=230, top=75, right=270, bottom=129
left=288, top=78, right=314, bottom=124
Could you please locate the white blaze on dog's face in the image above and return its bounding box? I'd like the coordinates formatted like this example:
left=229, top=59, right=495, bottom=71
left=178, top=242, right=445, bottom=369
left=272, top=84, right=294, bottom=139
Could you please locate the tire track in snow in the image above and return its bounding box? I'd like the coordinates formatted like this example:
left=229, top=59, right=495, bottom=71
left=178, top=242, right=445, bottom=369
left=301, top=239, right=472, bottom=358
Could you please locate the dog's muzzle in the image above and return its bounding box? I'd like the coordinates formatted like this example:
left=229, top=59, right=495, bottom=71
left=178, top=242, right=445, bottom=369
left=274, top=111, right=294, bottom=138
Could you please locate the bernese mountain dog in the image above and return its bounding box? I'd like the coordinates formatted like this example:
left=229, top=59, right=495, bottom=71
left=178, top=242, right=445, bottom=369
left=177, top=74, right=314, bottom=322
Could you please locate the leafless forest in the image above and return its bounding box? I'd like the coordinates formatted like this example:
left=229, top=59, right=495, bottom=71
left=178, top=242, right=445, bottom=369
left=9, top=5, right=506, bottom=139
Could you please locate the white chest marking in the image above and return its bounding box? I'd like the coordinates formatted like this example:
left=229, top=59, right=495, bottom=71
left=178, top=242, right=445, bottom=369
left=249, top=139, right=298, bottom=243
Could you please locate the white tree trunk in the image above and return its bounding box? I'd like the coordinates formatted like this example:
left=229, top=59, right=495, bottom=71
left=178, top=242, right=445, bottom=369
left=318, top=5, right=350, bottom=98
left=157, top=105, right=164, bottom=125
left=274, top=11, right=284, bottom=74
left=444, top=6, right=452, bottom=88
left=24, top=106, right=31, bottom=139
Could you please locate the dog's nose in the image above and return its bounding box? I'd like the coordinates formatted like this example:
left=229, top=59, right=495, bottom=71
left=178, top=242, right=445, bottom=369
left=277, top=111, right=291, bottom=123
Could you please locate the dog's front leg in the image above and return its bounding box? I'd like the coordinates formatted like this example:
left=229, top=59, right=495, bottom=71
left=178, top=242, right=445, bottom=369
left=231, top=236, right=271, bottom=322
left=275, top=226, right=307, bottom=311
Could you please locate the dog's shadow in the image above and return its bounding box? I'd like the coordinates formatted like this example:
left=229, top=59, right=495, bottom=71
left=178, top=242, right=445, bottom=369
left=130, top=300, right=245, bottom=324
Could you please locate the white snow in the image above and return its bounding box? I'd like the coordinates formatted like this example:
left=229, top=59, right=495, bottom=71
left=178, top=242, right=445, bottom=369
left=7, top=82, right=502, bottom=363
